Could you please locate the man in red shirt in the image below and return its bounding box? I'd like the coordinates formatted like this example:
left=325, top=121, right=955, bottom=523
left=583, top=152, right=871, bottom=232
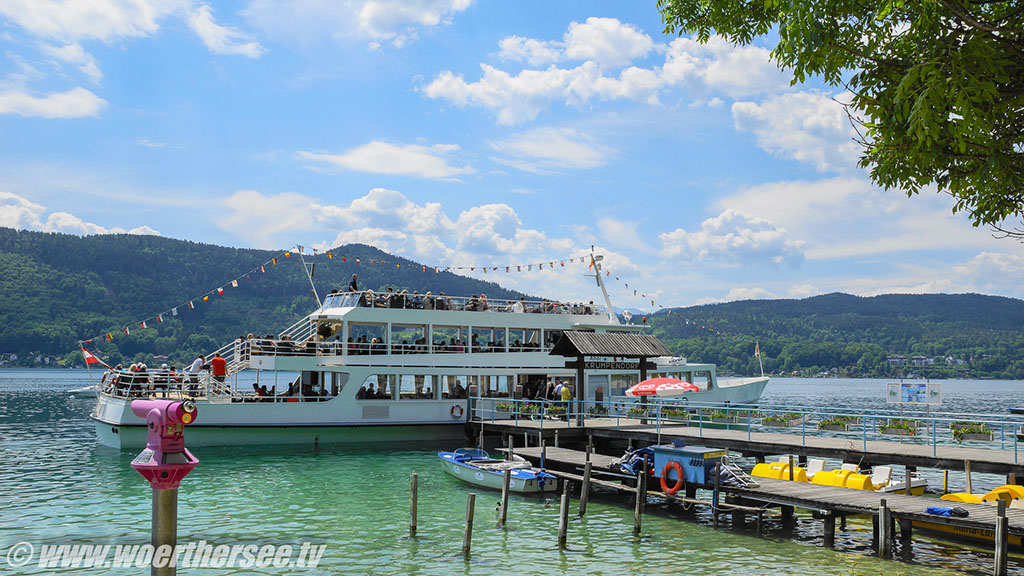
left=210, top=354, right=227, bottom=383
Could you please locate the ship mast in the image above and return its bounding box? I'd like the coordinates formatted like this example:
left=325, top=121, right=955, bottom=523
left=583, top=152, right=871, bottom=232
left=585, top=248, right=619, bottom=324
left=297, top=250, right=321, bottom=308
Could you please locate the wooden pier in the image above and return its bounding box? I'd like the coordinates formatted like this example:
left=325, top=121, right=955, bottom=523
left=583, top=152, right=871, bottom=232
left=474, top=416, right=1024, bottom=476
left=512, top=444, right=1023, bottom=574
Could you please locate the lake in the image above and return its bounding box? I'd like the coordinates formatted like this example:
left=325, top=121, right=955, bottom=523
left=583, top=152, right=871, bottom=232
left=1, top=369, right=1022, bottom=574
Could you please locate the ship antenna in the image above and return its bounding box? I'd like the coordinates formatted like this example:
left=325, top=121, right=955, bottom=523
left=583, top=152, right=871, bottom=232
left=298, top=249, right=322, bottom=308
left=585, top=246, right=618, bottom=324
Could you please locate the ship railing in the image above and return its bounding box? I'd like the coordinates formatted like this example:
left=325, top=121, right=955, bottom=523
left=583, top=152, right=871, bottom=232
left=468, top=396, right=1024, bottom=463
left=320, top=291, right=607, bottom=317
left=98, top=369, right=231, bottom=401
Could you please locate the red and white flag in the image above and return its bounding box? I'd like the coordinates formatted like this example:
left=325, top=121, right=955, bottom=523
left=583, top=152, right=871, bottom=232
left=80, top=346, right=111, bottom=369
left=754, top=343, right=760, bottom=358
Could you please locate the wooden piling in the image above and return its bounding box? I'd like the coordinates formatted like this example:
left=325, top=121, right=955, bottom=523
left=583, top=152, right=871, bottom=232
left=713, top=462, right=721, bottom=529
left=587, top=434, right=593, bottom=460
left=878, top=498, right=891, bottom=558
left=788, top=455, right=794, bottom=482
left=905, top=465, right=912, bottom=496
left=507, top=434, right=514, bottom=461
left=558, top=492, right=570, bottom=549
left=633, top=470, right=644, bottom=534
left=500, top=469, right=511, bottom=527
left=478, top=429, right=484, bottom=451
left=462, top=493, right=476, bottom=557
left=1009, top=472, right=1017, bottom=486
left=409, top=473, right=418, bottom=536
left=524, top=431, right=528, bottom=447
left=578, top=460, right=592, bottom=517
left=995, top=500, right=1008, bottom=576
left=554, top=429, right=559, bottom=447
left=943, top=469, right=949, bottom=494
left=823, top=512, right=836, bottom=548
left=965, top=460, right=973, bottom=494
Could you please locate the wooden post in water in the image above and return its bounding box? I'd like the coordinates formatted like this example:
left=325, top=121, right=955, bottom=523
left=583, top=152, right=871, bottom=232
left=462, top=493, right=476, bottom=557
left=1009, top=472, right=1017, bottom=486
left=898, top=517, right=913, bottom=541
left=587, top=434, right=593, bottom=460
left=524, top=431, right=528, bottom=448
left=478, top=428, right=484, bottom=452
left=965, top=460, right=973, bottom=494
left=995, top=499, right=1008, bottom=576
left=500, top=469, right=511, bottom=527
left=713, top=462, right=721, bottom=529
left=943, top=470, right=949, bottom=494
left=507, top=434, right=514, bottom=461
left=905, top=465, right=912, bottom=496
left=823, top=512, right=836, bottom=548
left=409, top=473, right=418, bottom=537
left=633, top=455, right=648, bottom=534
left=579, top=460, right=592, bottom=517
left=554, top=429, right=559, bottom=448
left=558, top=491, right=570, bottom=549
left=788, top=455, right=794, bottom=482
left=878, top=498, right=891, bottom=558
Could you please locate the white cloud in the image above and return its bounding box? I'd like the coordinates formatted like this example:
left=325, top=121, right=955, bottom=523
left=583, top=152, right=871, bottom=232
left=695, top=286, right=775, bottom=305
left=243, top=0, right=471, bottom=49
left=488, top=127, right=611, bottom=174
left=0, top=190, right=160, bottom=236
left=732, top=91, right=860, bottom=173
left=0, top=0, right=184, bottom=42
left=659, top=209, right=805, bottom=268
left=40, top=43, right=103, bottom=83
left=597, top=218, right=650, bottom=253
left=424, top=28, right=787, bottom=125
left=220, top=189, right=317, bottom=248
left=0, top=87, right=106, bottom=118
left=188, top=4, right=265, bottom=58
left=716, top=177, right=1004, bottom=260
left=563, top=17, right=654, bottom=68
left=788, top=284, right=819, bottom=298
left=296, top=141, right=474, bottom=180
left=498, top=35, right=562, bottom=66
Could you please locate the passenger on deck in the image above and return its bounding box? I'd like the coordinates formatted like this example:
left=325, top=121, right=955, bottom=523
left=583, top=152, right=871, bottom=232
left=478, top=294, right=490, bottom=311
left=423, top=291, right=434, bottom=310
left=349, top=273, right=359, bottom=293
left=435, top=292, right=448, bottom=310
left=466, top=295, right=479, bottom=311
left=410, top=290, right=423, bottom=309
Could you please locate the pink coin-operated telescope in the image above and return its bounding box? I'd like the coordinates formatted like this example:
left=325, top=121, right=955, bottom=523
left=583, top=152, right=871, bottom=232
left=130, top=399, right=198, bottom=576
left=130, top=399, right=200, bottom=488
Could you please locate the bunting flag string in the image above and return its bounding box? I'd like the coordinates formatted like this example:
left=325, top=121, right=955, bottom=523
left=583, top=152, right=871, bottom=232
left=82, top=246, right=300, bottom=345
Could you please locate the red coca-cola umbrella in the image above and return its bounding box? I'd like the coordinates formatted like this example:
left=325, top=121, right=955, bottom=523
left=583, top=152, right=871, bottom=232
left=624, top=377, right=699, bottom=397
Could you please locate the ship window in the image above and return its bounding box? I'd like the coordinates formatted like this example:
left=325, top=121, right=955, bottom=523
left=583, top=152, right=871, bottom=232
left=398, top=374, right=434, bottom=399
left=523, top=329, right=541, bottom=351
left=508, top=329, right=525, bottom=352
left=544, top=330, right=564, bottom=350
left=442, top=375, right=470, bottom=399
left=432, top=326, right=467, bottom=353
left=481, top=375, right=511, bottom=397
left=471, top=327, right=504, bottom=353
left=392, top=324, right=427, bottom=354
left=348, top=323, right=386, bottom=355
left=331, top=372, right=349, bottom=396
left=355, top=374, right=394, bottom=400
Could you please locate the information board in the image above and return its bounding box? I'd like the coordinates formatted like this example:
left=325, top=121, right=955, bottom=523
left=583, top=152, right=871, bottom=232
left=886, top=382, right=942, bottom=405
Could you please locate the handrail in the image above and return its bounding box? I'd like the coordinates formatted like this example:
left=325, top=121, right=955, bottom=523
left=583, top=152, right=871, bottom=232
left=467, top=396, right=1022, bottom=462
left=320, top=291, right=607, bottom=317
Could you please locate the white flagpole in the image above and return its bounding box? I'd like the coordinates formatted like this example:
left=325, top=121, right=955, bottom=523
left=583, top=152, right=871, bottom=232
left=756, top=342, right=764, bottom=378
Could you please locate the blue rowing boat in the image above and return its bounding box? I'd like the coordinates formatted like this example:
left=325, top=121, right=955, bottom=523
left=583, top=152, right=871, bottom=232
left=438, top=448, right=555, bottom=493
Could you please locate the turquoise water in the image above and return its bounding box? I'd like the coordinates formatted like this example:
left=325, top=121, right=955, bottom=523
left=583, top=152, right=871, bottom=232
left=2, top=369, right=1022, bottom=575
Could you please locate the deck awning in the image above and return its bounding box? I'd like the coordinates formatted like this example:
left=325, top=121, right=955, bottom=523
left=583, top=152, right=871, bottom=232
left=548, top=331, right=671, bottom=358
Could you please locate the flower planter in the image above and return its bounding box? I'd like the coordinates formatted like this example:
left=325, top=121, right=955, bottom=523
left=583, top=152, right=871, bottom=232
left=880, top=427, right=917, bottom=436
left=955, top=432, right=993, bottom=442
left=763, top=415, right=805, bottom=427
left=711, top=416, right=739, bottom=424
left=819, top=423, right=849, bottom=432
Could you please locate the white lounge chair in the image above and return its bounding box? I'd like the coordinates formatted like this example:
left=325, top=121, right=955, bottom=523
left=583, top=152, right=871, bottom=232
left=841, top=463, right=859, bottom=472
left=870, top=466, right=893, bottom=489
left=778, top=455, right=791, bottom=463
left=806, top=458, right=825, bottom=480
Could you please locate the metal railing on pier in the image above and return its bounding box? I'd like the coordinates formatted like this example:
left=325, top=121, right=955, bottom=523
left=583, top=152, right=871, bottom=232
left=468, top=396, right=1024, bottom=463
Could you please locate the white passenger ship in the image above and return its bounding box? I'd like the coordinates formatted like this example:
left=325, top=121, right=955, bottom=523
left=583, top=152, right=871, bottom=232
left=92, top=260, right=768, bottom=448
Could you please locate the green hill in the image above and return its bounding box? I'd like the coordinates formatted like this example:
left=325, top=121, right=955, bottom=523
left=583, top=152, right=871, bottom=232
left=649, top=293, right=1024, bottom=379
left=2, top=227, right=1023, bottom=378
left=0, top=227, right=525, bottom=367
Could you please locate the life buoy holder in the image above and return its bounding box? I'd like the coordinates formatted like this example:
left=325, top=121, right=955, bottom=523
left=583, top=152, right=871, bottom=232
left=450, top=404, right=465, bottom=418
left=660, top=461, right=685, bottom=495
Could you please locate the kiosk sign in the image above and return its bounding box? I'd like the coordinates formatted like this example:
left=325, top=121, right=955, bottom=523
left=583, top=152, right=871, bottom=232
left=887, top=382, right=942, bottom=405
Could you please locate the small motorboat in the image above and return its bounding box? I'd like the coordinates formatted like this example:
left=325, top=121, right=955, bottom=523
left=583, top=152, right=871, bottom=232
left=438, top=448, right=555, bottom=493
left=914, top=485, right=1024, bottom=548
left=68, top=384, right=100, bottom=398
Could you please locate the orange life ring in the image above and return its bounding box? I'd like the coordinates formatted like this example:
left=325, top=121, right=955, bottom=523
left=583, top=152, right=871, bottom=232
left=660, top=461, right=685, bottom=495
left=450, top=404, right=465, bottom=418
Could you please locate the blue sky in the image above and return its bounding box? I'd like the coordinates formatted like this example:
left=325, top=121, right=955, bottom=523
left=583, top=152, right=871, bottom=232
left=2, top=0, right=1022, bottom=310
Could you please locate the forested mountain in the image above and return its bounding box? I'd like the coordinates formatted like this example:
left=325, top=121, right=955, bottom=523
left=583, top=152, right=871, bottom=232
left=649, top=293, right=1024, bottom=379
left=2, top=227, right=1023, bottom=378
left=0, top=227, right=524, bottom=367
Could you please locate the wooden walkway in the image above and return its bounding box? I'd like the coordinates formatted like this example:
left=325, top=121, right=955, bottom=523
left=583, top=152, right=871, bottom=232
left=477, top=416, right=1024, bottom=476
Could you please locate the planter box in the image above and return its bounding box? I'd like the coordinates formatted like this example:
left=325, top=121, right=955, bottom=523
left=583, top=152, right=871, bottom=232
left=763, top=416, right=805, bottom=427
left=711, top=416, right=739, bottom=424
left=819, top=423, right=849, bottom=432
left=880, top=427, right=917, bottom=436
left=955, top=432, right=993, bottom=442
